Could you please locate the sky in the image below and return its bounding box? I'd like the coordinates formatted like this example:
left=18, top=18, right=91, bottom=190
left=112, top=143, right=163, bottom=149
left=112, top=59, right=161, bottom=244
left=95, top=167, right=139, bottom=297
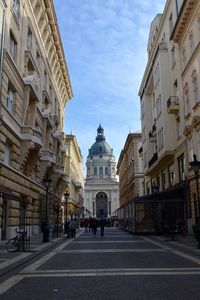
left=53, top=0, right=166, bottom=166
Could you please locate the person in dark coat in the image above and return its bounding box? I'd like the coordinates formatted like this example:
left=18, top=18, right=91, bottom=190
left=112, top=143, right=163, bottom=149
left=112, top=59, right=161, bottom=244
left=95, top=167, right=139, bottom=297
left=92, top=219, right=98, bottom=236
left=99, top=217, right=106, bottom=236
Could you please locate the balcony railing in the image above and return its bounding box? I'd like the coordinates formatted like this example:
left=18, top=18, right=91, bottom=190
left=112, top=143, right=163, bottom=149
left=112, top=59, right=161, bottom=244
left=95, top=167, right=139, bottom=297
left=159, top=42, right=168, bottom=51
left=24, top=74, right=40, bottom=101
left=41, top=149, right=56, bottom=164
left=21, top=126, right=42, bottom=147
left=167, top=96, right=179, bottom=114
left=148, top=152, right=158, bottom=168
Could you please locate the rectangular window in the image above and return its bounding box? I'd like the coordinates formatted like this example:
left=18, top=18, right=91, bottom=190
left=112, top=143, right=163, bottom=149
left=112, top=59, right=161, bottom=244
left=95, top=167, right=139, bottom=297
left=184, top=88, right=190, bottom=116
left=7, top=84, right=15, bottom=112
left=169, top=13, right=173, bottom=35
left=178, top=155, right=185, bottom=181
left=176, top=117, right=181, bottom=140
left=12, top=0, right=20, bottom=19
left=182, top=49, right=186, bottom=67
left=193, top=77, right=199, bottom=103
left=168, top=164, right=175, bottom=187
left=187, top=138, right=193, bottom=163
left=189, top=33, right=195, bottom=53
left=27, top=27, right=32, bottom=49
left=4, top=143, right=11, bottom=165
left=171, top=47, right=176, bottom=67
left=9, top=31, right=17, bottom=61
left=161, top=171, right=166, bottom=190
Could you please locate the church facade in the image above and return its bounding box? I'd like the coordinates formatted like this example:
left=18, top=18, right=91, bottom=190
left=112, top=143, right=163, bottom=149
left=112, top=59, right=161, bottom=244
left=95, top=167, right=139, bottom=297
left=84, top=125, right=119, bottom=218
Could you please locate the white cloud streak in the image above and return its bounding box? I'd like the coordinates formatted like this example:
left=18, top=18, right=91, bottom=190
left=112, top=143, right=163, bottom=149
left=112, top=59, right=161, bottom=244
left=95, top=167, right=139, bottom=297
left=54, top=0, right=166, bottom=163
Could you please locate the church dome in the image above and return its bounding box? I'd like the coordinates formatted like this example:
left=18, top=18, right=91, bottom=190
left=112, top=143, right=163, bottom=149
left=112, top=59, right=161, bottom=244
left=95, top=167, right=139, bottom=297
left=88, top=125, right=113, bottom=156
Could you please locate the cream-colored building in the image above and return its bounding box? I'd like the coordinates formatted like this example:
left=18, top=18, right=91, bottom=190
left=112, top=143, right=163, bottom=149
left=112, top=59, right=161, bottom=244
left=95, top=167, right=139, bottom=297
left=0, top=0, right=73, bottom=239
left=139, top=0, right=190, bottom=231
left=171, top=0, right=200, bottom=227
left=84, top=125, right=119, bottom=218
left=117, top=133, right=143, bottom=207
left=64, top=135, right=84, bottom=220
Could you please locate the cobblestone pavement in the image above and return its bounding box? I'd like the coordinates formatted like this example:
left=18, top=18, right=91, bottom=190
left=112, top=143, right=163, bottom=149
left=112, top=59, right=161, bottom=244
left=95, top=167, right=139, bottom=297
left=0, top=228, right=200, bottom=299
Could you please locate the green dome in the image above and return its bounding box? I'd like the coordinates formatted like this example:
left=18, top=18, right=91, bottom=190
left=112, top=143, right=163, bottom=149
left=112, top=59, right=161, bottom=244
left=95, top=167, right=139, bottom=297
left=88, top=125, right=112, bottom=156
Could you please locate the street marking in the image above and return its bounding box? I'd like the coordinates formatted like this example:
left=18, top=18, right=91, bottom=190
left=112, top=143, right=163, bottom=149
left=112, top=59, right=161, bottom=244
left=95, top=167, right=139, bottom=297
left=22, top=270, right=200, bottom=277
left=73, top=240, right=145, bottom=243
left=21, top=235, right=80, bottom=273
left=172, top=250, right=200, bottom=265
left=23, top=267, right=200, bottom=274
left=58, top=248, right=165, bottom=253
left=141, top=236, right=200, bottom=265
left=141, top=236, right=175, bottom=251
left=0, top=253, right=30, bottom=270
left=21, top=252, right=56, bottom=273
left=0, top=275, right=24, bottom=295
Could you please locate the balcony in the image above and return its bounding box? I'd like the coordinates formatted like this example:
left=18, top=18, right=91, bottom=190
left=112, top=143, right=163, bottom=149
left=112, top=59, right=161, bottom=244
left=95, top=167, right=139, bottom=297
left=54, top=163, right=65, bottom=175
left=24, top=74, right=40, bottom=101
left=21, top=126, right=42, bottom=148
left=42, top=109, right=54, bottom=127
left=149, top=131, right=156, bottom=143
left=159, top=42, right=168, bottom=51
left=40, top=149, right=56, bottom=164
left=167, top=96, right=179, bottom=114
left=72, top=179, right=82, bottom=190
left=54, top=130, right=64, bottom=144
left=148, top=152, right=158, bottom=168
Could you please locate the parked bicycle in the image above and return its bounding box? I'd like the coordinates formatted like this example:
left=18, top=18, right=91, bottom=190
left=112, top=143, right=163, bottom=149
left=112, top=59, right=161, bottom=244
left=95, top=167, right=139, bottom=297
left=6, top=228, right=27, bottom=252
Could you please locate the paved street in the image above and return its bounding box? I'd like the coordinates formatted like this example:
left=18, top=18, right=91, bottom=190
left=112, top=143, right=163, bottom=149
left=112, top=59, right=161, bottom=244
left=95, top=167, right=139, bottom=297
left=1, top=228, right=200, bottom=299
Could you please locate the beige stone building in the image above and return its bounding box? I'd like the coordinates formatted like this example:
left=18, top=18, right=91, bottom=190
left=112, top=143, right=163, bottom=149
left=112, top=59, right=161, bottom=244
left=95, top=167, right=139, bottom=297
left=138, top=0, right=190, bottom=231
left=0, top=0, right=73, bottom=239
left=64, top=135, right=84, bottom=220
left=117, top=133, right=143, bottom=207
left=171, top=0, right=200, bottom=227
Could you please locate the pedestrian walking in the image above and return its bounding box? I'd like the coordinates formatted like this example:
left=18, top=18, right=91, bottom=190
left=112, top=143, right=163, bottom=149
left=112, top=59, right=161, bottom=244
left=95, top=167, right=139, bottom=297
left=99, top=217, right=106, bottom=236
left=92, top=218, right=98, bottom=236
left=69, top=219, right=77, bottom=238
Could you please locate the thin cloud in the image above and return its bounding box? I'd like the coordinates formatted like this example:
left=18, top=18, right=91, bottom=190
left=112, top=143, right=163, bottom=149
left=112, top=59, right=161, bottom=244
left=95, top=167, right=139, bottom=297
left=54, top=0, right=166, bottom=163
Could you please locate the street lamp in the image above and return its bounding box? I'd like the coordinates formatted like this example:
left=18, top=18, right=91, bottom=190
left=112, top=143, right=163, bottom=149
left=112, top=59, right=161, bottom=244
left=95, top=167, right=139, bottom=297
left=64, top=191, right=70, bottom=237
left=54, top=200, right=62, bottom=238
left=64, top=191, right=70, bottom=220
left=190, top=154, right=200, bottom=248
left=43, top=176, right=52, bottom=242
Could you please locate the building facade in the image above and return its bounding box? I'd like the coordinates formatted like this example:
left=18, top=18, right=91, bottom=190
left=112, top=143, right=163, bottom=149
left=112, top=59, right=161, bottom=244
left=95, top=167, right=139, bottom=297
left=64, top=135, right=84, bottom=220
left=138, top=0, right=190, bottom=232
left=171, top=0, right=200, bottom=228
left=117, top=133, right=143, bottom=207
left=0, top=0, right=73, bottom=239
left=84, top=125, right=119, bottom=218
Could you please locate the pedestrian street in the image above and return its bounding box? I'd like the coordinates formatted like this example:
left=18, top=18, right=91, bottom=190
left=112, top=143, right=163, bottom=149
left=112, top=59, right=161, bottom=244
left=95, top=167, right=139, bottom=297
left=2, top=227, right=200, bottom=299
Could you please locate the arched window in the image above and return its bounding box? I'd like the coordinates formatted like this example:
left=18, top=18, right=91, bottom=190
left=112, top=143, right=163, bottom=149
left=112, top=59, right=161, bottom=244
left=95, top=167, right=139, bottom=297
left=94, top=167, right=97, bottom=175
left=87, top=167, right=90, bottom=175
left=99, top=167, right=103, bottom=176
left=105, top=167, right=108, bottom=175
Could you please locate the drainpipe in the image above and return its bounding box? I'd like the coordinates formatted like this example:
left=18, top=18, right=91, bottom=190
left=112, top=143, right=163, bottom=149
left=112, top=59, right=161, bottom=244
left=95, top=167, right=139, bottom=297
left=0, top=0, right=6, bottom=123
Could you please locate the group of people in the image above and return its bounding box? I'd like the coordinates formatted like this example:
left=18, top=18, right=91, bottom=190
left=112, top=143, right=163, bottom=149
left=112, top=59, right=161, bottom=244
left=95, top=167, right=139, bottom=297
left=64, top=217, right=119, bottom=239
left=64, top=218, right=77, bottom=238
left=83, top=217, right=106, bottom=236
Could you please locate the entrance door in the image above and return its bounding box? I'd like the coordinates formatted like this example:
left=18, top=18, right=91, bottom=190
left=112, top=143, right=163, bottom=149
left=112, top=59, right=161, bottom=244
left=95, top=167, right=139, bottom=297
left=96, top=192, right=107, bottom=218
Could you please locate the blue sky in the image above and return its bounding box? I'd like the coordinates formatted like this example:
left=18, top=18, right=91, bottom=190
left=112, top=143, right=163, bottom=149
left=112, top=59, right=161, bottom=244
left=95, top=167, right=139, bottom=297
left=53, top=0, right=166, bottom=165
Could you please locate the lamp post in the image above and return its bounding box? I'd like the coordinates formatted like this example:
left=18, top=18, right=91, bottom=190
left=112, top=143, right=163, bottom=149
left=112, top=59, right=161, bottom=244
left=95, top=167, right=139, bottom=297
left=43, top=176, right=52, bottom=242
left=190, top=154, right=200, bottom=248
left=64, top=191, right=70, bottom=236
left=54, top=200, right=61, bottom=238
